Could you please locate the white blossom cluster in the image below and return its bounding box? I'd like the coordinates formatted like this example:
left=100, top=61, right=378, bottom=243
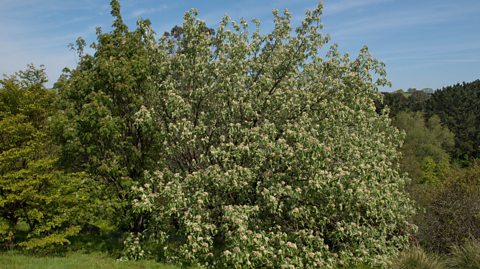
left=133, top=105, right=153, bottom=129
left=123, top=3, right=415, bottom=268
left=121, top=232, right=145, bottom=261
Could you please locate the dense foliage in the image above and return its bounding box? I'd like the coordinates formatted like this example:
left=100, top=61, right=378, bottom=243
left=1, top=0, right=479, bottom=268
left=52, top=1, right=416, bottom=268
left=380, top=81, right=480, bottom=160
left=0, top=65, right=104, bottom=249
left=426, top=80, right=480, bottom=160
left=416, top=163, right=480, bottom=253
left=380, top=82, right=480, bottom=256
left=52, top=4, right=162, bottom=232
left=393, top=111, right=454, bottom=183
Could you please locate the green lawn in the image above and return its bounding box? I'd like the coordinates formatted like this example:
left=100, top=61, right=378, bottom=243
left=0, top=252, right=179, bottom=269
left=0, top=252, right=380, bottom=269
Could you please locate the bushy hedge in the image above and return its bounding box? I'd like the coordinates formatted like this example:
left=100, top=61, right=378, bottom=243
left=416, top=163, right=480, bottom=253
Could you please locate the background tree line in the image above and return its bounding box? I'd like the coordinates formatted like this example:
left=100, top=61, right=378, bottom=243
left=376, top=83, right=480, bottom=255
left=378, top=81, right=480, bottom=161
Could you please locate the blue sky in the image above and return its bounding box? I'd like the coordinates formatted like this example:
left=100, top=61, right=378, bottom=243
left=1, top=0, right=479, bottom=90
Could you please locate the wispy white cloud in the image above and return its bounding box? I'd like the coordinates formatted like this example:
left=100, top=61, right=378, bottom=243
left=327, top=3, right=480, bottom=40
left=323, top=0, right=393, bottom=15
left=130, top=4, right=171, bottom=18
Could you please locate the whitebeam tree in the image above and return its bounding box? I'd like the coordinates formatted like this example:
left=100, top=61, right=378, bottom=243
left=60, top=0, right=415, bottom=268
left=133, top=5, right=415, bottom=268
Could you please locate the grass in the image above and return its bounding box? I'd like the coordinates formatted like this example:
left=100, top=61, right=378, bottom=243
left=3, top=242, right=479, bottom=269
left=449, top=240, right=480, bottom=269
left=0, top=252, right=179, bottom=269
left=392, top=247, right=446, bottom=269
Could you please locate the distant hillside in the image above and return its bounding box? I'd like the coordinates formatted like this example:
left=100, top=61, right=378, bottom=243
left=378, top=79, right=480, bottom=160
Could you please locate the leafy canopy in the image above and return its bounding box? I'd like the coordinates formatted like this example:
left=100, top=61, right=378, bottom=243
left=0, top=65, right=105, bottom=249
left=56, top=1, right=415, bottom=268
left=393, top=111, right=454, bottom=183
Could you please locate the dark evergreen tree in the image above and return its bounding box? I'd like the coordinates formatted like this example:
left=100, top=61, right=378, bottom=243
left=426, top=80, right=480, bottom=159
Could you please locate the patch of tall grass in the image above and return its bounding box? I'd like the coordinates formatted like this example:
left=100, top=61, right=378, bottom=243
left=449, top=240, right=480, bottom=269
left=392, top=247, right=446, bottom=269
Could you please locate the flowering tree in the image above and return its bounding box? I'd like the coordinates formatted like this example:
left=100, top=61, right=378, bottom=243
left=135, top=4, right=414, bottom=269
left=58, top=1, right=414, bottom=267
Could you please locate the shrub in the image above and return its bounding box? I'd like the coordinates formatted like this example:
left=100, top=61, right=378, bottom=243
left=417, top=163, right=480, bottom=253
